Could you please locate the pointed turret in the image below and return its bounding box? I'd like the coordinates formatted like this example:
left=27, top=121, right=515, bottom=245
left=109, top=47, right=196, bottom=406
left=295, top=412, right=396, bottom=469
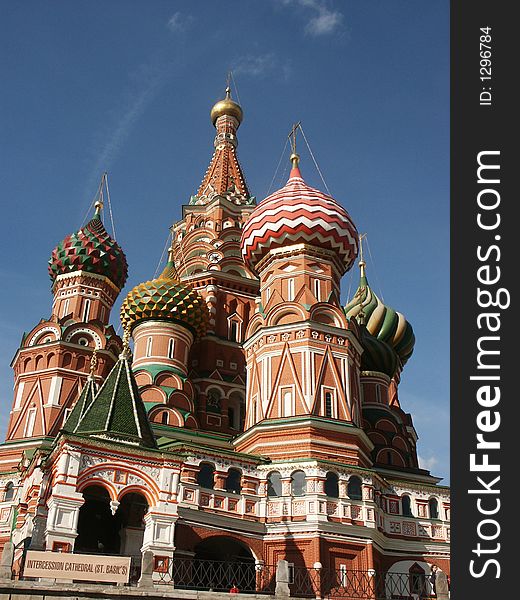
left=62, top=376, right=97, bottom=434
left=72, top=333, right=157, bottom=448
left=191, top=86, right=253, bottom=205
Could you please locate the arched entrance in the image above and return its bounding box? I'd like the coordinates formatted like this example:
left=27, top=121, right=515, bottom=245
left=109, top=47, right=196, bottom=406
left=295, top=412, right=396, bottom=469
left=75, top=485, right=119, bottom=554
left=174, top=536, right=257, bottom=592
left=116, top=492, right=148, bottom=557
left=194, top=536, right=255, bottom=562
left=75, top=486, right=149, bottom=559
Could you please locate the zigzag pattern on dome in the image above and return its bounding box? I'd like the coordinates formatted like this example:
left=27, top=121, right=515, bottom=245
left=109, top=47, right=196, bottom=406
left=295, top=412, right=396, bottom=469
left=49, top=213, right=128, bottom=290
left=241, top=169, right=358, bottom=274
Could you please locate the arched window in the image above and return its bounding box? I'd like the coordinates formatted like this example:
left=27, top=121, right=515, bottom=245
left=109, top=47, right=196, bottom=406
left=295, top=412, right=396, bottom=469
left=429, top=497, right=439, bottom=519
left=291, top=471, right=306, bottom=497
left=4, top=482, right=15, bottom=502
left=347, top=476, right=363, bottom=500
left=324, top=472, right=339, bottom=498
left=225, top=469, right=242, bottom=494
left=197, top=463, right=215, bottom=489
left=287, top=278, right=294, bottom=301
left=161, top=412, right=169, bottom=425
left=168, top=338, right=175, bottom=359
left=267, top=471, right=282, bottom=497
left=402, top=495, right=413, bottom=517
left=314, top=278, right=321, bottom=301
left=82, top=298, right=91, bottom=322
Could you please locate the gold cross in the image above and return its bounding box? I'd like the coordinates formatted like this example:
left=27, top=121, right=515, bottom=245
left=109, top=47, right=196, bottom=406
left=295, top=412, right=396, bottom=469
left=288, top=121, right=301, bottom=155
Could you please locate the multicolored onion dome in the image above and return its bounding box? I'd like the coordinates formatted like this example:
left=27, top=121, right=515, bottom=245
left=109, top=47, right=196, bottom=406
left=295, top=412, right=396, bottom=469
left=120, top=261, right=209, bottom=337
left=358, top=322, right=399, bottom=378
left=241, top=159, right=359, bottom=274
left=49, top=213, right=128, bottom=290
left=345, top=264, right=415, bottom=366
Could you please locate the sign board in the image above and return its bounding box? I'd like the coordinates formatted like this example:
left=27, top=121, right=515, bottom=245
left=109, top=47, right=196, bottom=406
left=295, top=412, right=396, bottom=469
left=23, top=550, right=132, bottom=583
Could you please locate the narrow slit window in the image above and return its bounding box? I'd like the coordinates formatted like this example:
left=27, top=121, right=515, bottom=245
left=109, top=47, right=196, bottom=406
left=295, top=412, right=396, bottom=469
left=24, top=407, right=37, bottom=437
left=325, top=392, right=333, bottom=418
left=314, top=279, right=321, bottom=301
left=287, top=278, right=294, bottom=301
left=82, top=298, right=91, bottom=322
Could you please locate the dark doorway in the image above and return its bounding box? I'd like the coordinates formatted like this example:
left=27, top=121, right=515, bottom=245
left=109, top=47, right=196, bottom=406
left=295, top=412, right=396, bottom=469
left=75, top=485, right=120, bottom=554
left=116, top=492, right=148, bottom=557
left=194, top=535, right=255, bottom=562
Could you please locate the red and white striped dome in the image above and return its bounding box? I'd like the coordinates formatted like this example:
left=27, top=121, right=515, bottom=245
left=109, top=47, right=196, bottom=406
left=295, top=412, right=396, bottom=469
left=241, top=162, right=359, bottom=274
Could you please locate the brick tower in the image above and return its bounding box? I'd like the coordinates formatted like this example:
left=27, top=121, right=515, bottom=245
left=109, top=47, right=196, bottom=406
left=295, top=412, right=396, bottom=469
left=3, top=199, right=127, bottom=470
left=169, top=87, right=259, bottom=434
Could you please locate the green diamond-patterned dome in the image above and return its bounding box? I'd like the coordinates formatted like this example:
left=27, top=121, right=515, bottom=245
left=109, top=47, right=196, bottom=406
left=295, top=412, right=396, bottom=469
left=120, top=262, right=209, bottom=337
left=345, top=264, right=415, bottom=367
left=49, top=214, right=128, bottom=289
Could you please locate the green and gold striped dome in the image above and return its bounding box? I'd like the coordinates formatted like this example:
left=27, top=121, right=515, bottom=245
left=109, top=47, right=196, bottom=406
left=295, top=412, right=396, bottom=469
left=345, top=261, right=415, bottom=367
left=120, top=260, right=209, bottom=337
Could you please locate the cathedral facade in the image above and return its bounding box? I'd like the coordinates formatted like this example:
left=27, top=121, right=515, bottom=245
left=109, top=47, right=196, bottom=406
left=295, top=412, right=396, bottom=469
left=0, top=88, right=450, bottom=586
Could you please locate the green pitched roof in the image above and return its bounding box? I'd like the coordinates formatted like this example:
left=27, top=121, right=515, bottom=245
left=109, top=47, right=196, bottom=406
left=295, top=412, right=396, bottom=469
left=74, top=354, right=157, bottom=449
left=62, top=377, right=97, bottom=434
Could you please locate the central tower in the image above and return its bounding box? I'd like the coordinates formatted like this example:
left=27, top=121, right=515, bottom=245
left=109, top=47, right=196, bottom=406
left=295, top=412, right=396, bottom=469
left=169, top=87, right=259, bottom=433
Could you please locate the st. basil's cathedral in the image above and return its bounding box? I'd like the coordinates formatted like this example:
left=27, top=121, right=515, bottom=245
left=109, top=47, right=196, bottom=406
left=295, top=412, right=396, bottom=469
left=0, top=87, right=450, bottom=588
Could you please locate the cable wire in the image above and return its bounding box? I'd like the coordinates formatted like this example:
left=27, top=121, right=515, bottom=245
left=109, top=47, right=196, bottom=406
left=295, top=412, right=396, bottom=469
left=299, top=125, right=332, bottom=196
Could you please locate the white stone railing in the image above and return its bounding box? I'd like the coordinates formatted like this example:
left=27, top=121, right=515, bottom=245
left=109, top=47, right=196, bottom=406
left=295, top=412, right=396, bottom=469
left=384, top=515, right=450, bottom=541
left=264, top=497, right=376, bottom=526
left=178, top=484, right=259, bottom=517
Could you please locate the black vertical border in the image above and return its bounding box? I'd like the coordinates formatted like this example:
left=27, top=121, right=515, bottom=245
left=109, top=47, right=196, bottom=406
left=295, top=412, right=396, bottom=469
left=451, top=1, right=514, bottom=597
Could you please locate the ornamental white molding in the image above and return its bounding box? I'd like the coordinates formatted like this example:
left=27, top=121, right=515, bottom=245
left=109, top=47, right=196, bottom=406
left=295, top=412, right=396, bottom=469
left=64, top=327, right=103, bottom=349
left=28, top=326, right=61, bottom=346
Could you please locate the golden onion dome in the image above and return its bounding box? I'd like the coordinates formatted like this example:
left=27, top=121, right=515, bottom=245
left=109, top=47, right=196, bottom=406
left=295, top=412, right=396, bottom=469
left=210, top=86, right=243, bottom=126
left=120, top=260, right=209, bottom=338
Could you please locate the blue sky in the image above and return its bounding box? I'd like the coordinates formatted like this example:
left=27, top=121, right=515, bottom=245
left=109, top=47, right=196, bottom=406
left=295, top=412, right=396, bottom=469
left=0, top=1, right=449, bottom=482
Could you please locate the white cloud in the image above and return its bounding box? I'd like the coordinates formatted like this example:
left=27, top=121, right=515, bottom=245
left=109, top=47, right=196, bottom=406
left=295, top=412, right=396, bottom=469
left=231, top=53, right=292, bottom=81
left=278, top=0, right=344, bottom=37
left=418, top=454, right=439, bottom=472
left=167, top=12, right=193, bottom=33
left=305, top=7, right=343, bottom=36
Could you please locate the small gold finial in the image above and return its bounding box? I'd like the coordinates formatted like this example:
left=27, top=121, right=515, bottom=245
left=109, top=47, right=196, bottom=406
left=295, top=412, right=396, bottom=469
left=88, top=348, right=98, bottom=379
left=288, top=122, right=302, bottom=172
left=359, top=233, right=367, bottom=278
left=94, top=200, right=103, bottom=215
left=160, top=243, right=179, bottom=280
